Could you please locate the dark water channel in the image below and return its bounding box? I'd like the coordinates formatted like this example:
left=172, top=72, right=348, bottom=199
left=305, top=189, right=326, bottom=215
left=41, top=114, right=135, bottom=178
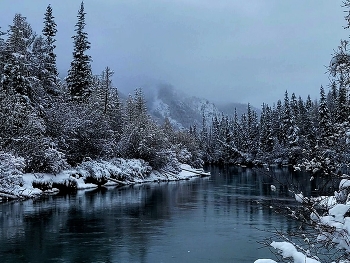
left=0, top=166, right=329, bottom=263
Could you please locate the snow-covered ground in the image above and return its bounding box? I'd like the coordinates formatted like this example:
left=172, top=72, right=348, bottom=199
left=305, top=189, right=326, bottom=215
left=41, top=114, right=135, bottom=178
left=0, top=158, right=205, bottom=201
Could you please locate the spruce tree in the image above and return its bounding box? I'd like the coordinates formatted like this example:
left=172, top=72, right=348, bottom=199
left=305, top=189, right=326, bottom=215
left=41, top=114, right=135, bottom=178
left=337, top=75, right=348, bottom=123
left=0, top=27, right=5, bottom=76
left=290, top=92, right=299, bottom=122
left=1, top=14, right=35, bottom=99
left=281, top=90, right=291, bottom=146
left=318, top=85, right=333, bottom=142
left=232, top=108, right=240, bottom=149
left=42, top=4, right=59, bottom=95
left=328, top=81, right=338, bottom=124
left=66, top=1, right=92, bottom=102
left=260, top=104, right=274, bottom=154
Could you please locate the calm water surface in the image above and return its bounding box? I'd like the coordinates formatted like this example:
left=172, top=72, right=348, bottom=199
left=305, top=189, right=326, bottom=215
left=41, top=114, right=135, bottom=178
left=0, top=166, right=322, bottom=263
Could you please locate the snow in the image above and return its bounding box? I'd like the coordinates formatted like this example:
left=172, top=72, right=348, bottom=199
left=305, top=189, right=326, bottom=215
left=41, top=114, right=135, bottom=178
left=254, top=260, right=277, bottom=263
left=270, top=242, right=320, bottom=263
left=294, top=192, right=304, bottom=203
left=339, top=179, right=350, bottom=190
left=311, top=195, right=337, bottom=209
left=0, top=158, right=206, bottom=200
left=152, top=98, right=184, bottom=129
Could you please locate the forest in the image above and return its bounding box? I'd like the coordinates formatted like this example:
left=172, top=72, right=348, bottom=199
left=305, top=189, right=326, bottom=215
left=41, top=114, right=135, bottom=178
left=0, top=3, right=203, bottom=178
left=0, top=2, right=350, bottom=180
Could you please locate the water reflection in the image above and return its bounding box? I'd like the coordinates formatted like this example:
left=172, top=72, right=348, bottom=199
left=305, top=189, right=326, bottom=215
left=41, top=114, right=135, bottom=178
left=0, top=167, right=317, bottom=263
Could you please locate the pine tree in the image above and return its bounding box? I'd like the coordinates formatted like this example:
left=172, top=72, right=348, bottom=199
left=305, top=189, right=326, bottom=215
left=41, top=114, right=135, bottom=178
left=0, top=27, right=6, bottom=76
left=1, top=14, right=35, bottom=99
left=318, top=85, right=333, bottom=142
left=327, top=81, right=338, bottom=124
left=281, top=90, right=291, bottom=146
left=101, top=66, right=114, bottom=114
left=290, top=92, right=299, bottom=122
left=125, top=94, right=135, bottom=123
left=42, top=4, right=59, bottom=95
left=232, top=108, right=240, bottom=149
left=31, top=35, right=46, bottom=81
left=272, top=100, right=283, bottom=144
left=66, top=1, right=92, bottom=102
left=337, top=74, right=348, bottom=123
left=259, top=103, right=274, bottom=153
left=134, top=88, right=148, bottom=118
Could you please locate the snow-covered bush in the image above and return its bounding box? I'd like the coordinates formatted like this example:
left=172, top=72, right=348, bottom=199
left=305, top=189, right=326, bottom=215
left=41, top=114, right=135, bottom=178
left=177, top=148, right=192, bottom=164
left=0, top=152, right=25, bottom=191
left=78, top=160, right=109, bottom=186
left=28, top=147, right=69, bottom=174
left=77, top=158, right=152, bottom=184
left=159, top=150, right=182, bottom=174
left=257, top=177, right=350, bottom=263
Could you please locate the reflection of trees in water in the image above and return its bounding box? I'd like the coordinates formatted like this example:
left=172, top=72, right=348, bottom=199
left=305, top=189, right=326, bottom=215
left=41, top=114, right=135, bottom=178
left=204, top=165, right=310, bottom=233
left=0, top=181, right=202, bottom=263
left=0, top=166, right=330, bottom=263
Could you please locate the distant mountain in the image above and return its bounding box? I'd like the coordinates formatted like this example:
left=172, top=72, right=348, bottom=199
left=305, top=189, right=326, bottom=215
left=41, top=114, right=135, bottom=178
left=143, top=84, right=260, bottom=129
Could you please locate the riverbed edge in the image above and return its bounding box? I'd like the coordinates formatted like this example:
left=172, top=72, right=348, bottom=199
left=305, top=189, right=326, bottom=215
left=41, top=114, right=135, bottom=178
left=0, top=160, right=208, bottom=201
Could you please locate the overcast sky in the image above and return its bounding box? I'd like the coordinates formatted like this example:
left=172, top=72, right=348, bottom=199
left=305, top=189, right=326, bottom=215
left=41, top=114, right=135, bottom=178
left=0, top=0, right=347, bottom=106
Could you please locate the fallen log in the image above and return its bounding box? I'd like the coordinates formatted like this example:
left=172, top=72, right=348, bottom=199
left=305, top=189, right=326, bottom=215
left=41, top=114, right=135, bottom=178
left=0, top=191, right=21, bottom=200
left=106, top=177, right=133, bottom=185
left=181, top=168, right=210, bottom=177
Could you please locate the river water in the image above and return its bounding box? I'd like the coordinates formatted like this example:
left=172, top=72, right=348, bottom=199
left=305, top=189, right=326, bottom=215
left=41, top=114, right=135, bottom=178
left=0, top=166, right=324, bottom=263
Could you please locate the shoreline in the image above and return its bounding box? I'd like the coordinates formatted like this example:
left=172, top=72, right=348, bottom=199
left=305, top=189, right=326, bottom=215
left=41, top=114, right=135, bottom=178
left=0, top=160, right=209, bottom=202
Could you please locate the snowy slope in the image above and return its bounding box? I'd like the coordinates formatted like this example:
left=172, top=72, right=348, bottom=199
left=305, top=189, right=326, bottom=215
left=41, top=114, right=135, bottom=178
left=147, top=84, right=257, bottom=129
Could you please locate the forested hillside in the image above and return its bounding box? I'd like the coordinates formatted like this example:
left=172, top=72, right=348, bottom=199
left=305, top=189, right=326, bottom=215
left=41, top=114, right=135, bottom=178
left=147, top=84, right=254, bottom=130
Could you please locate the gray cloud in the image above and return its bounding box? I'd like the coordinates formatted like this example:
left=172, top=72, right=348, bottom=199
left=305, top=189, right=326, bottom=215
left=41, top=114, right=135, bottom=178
left=0, top=0, right=346, bottom=106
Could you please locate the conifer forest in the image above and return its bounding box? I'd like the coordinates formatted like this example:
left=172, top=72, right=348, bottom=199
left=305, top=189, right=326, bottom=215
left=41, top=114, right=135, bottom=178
left=1, top=3, right=349, bottom=177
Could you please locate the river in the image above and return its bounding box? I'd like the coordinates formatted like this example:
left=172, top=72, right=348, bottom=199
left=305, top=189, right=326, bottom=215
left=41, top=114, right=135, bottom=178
left=0, top=166, right=326, bottom=263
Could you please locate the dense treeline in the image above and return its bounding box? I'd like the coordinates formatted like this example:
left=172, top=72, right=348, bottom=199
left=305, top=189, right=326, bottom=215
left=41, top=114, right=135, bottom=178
left=0, top=3, right=202, bottom=174
left=196, top=53, right=350, bottom=172
left=197, top=84, right=350, bottom=170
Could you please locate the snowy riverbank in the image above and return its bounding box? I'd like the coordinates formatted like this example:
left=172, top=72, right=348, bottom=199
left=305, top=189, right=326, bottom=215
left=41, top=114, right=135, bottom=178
left=0, top=157, right=207, bottom=201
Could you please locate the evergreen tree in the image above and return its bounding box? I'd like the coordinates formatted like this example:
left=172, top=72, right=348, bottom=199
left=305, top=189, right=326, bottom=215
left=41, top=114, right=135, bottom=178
left=246, top=103, right=259, bottom=153
left=327, top=81, right=338, bottom=124
left=101, top=66, right=114, bottom=114
left=337, top=75, right=348, bottom=123
left=0, top=27, right=6, bottom=76
left=259, top=104, right=274, bottom=154
left=134, top=88, right=148, bottom=118
left=42, top=4, right=59, bottom=95
left=125, top=94, right=135, bottom=123
left=318, top=85, right=333, bottom=143
left=232, top=108, right=240, bottom=149
left=1, top=14, right=35, bottom=99
left=31, top=36, right=46, bottom=80
left=290, top=93, right=299, bottom=122
left=281, top=90, right=291, bottom=146
left=273, top=100, right=283, bottom=144
left=66, top=1, right=92, bottom=102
